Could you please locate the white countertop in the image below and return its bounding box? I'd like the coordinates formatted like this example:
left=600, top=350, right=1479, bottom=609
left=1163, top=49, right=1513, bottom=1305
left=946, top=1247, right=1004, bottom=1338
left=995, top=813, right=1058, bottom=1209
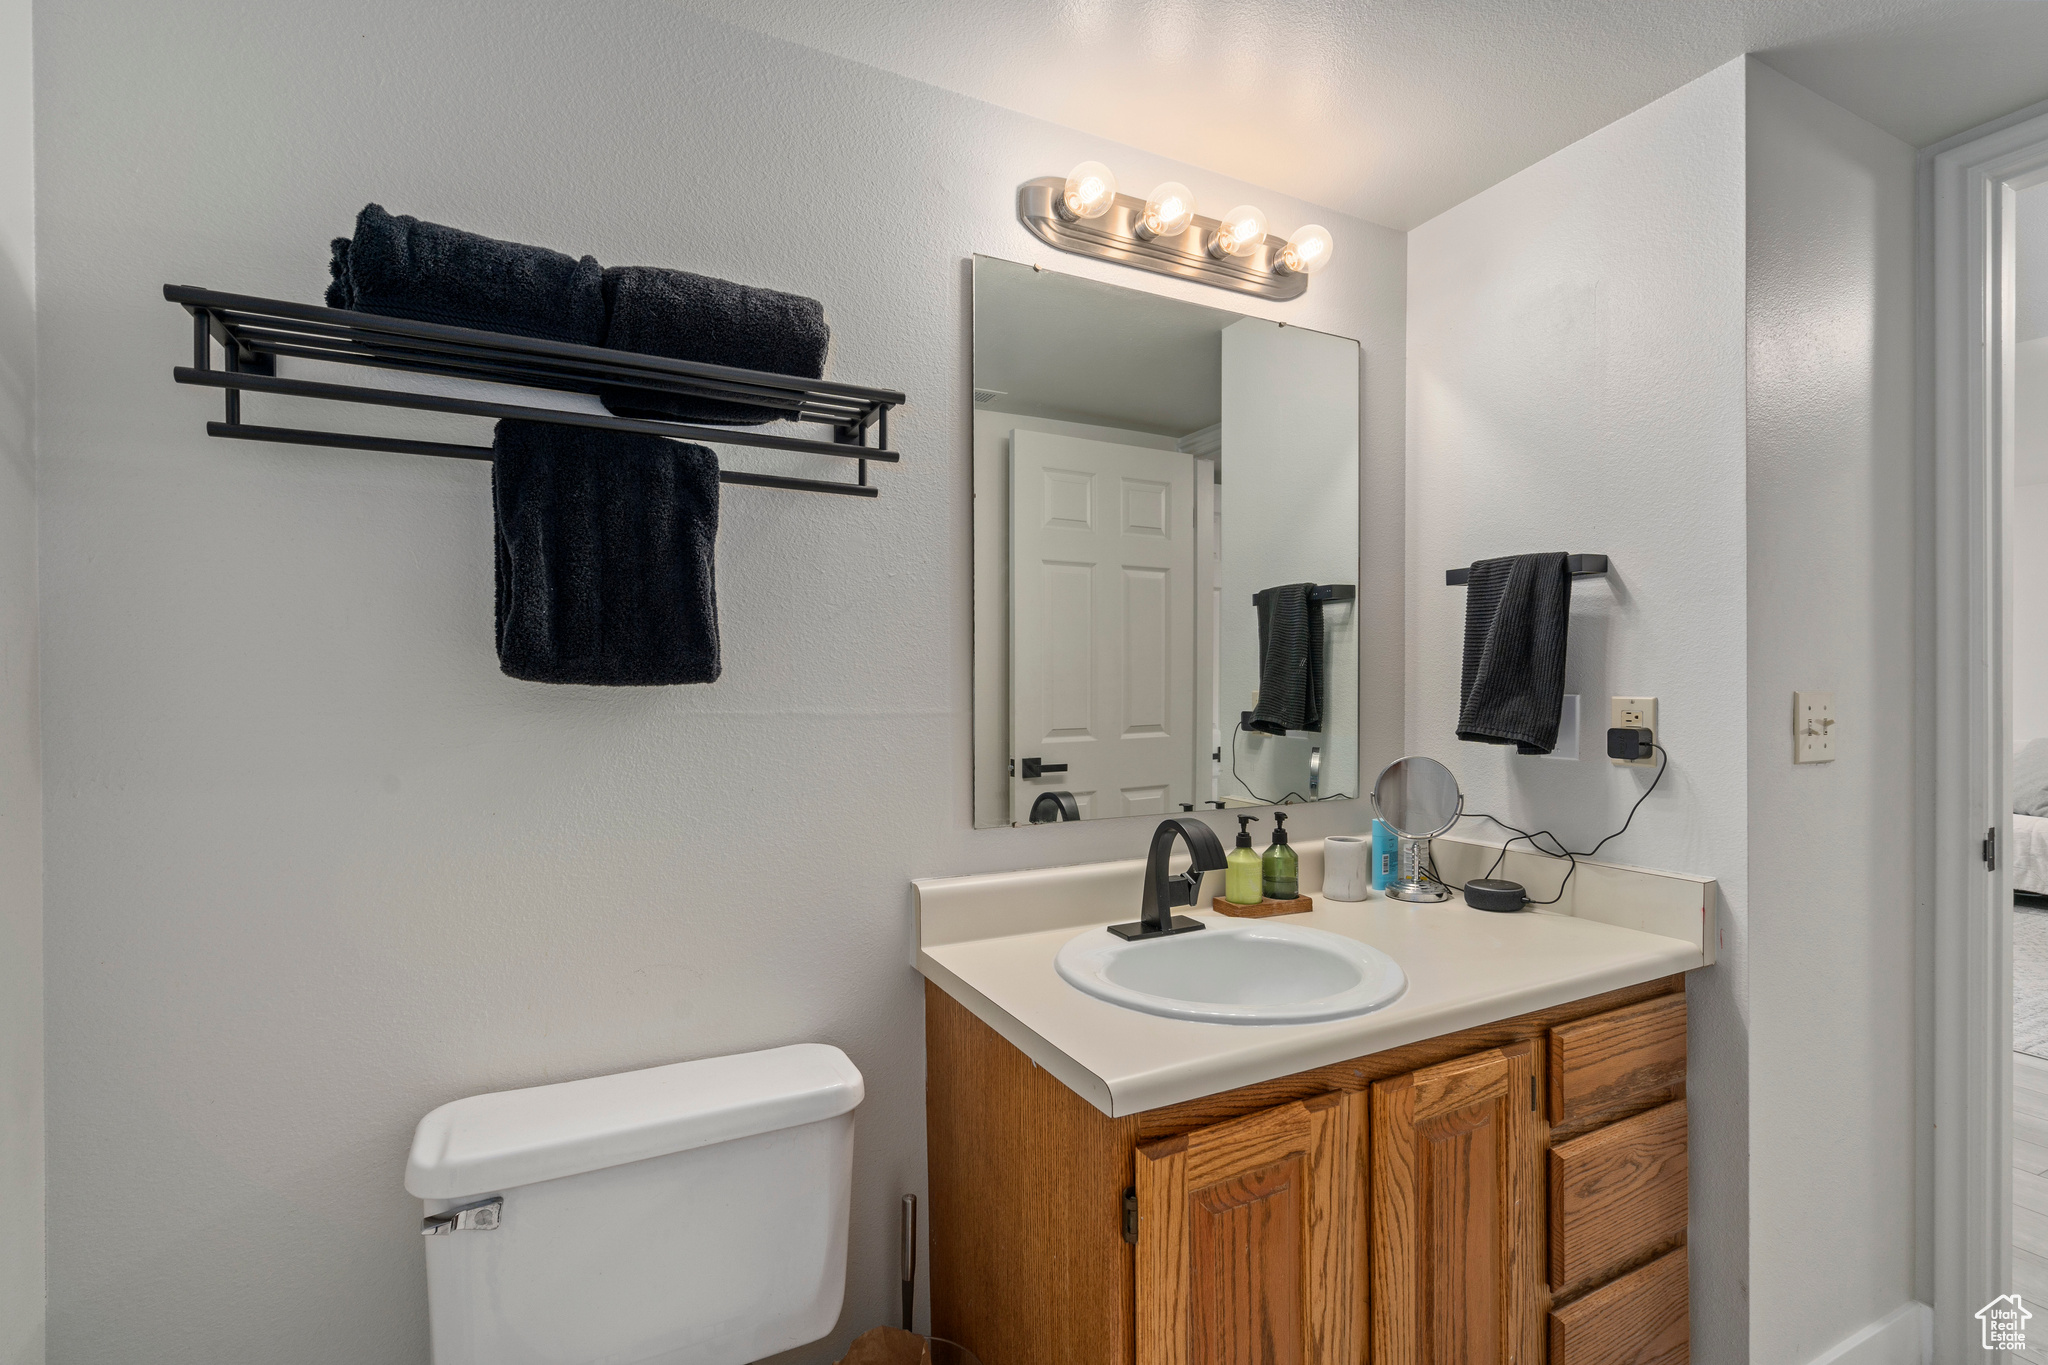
left=913, top=838, right=1713, bottom=1117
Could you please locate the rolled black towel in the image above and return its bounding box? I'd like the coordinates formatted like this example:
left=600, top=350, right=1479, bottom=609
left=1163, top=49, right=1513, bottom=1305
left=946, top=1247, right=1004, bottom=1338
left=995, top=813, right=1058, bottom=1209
left=598, top=266, right=829, bottom=425
left=492, top=419, right=720, bottom=686
left=327, top=203, right=605, bottom=346
left=1456, top=552, right=1571, bottom=754
left=1247, top=583, right=1325, bottom=736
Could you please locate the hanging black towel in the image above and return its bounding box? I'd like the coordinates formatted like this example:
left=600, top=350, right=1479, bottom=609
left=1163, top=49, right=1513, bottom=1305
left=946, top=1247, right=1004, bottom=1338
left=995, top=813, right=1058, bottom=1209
left=1456, top=552, right=1571, bottom=754
left=327, top=204, right=606, bottom=346
left=1247, top=584, right=1325, bottom=736
left=597, top=266, right=830, bottom=425
left=492, top=419, right=720, bottom=685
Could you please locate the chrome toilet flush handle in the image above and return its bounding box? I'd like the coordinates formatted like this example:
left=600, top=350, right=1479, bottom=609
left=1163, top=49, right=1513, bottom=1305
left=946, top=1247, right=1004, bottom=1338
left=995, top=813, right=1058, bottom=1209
left=422, top=1197, right=502, bottom=1236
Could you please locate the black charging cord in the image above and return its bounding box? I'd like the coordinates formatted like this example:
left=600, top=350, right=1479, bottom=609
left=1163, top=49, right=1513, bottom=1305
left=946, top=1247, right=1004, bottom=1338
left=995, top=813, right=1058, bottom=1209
left=1423, top=743, right=1669, bottom=904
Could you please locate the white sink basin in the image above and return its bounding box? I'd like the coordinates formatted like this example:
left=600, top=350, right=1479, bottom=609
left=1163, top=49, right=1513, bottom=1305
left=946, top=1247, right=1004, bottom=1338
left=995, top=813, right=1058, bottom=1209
left=1054, top=918, right=1407, bottom=1025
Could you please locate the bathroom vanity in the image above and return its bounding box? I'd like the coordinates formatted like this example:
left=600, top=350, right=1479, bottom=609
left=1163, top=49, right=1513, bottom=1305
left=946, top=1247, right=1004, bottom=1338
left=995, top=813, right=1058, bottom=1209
left=913, top=836, right=1712, bottom=1365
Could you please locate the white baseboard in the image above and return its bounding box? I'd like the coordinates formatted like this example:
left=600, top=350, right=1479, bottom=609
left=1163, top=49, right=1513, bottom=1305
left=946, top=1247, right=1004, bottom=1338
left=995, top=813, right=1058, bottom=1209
left=1803, top=1302, right=1933, bottom=1365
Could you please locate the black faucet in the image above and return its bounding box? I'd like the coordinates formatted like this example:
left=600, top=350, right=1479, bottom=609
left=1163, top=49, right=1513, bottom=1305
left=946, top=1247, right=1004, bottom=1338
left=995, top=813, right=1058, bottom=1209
left=1108, top=818, right=1229, bottom=942
left=1029, top=791, right=1081, bottom=823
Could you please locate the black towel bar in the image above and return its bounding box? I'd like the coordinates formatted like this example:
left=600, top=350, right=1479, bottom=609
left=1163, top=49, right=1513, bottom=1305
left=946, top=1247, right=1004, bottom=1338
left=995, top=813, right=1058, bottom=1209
left=1247, top=584, right=1355, bottom=605
left=166, top=284, right=905, bottom=499
left=1445, top=554, right=1607, bottom=586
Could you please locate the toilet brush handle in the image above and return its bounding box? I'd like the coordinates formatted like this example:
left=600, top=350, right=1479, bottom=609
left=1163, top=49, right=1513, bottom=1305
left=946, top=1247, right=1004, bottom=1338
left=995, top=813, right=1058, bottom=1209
left=900, top=1194, right=917, bottom=1331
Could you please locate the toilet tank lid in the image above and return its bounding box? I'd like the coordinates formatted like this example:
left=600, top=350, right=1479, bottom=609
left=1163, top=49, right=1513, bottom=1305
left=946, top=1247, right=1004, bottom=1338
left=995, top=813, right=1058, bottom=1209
left=405, top=1043, right=864, bottom=1200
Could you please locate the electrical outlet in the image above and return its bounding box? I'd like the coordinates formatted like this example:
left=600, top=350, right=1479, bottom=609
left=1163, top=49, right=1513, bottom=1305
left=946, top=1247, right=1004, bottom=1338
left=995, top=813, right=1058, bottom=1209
left=1794, top=691, right=1836, bottom=763
left=1609, top=696, right=1657, bottom=766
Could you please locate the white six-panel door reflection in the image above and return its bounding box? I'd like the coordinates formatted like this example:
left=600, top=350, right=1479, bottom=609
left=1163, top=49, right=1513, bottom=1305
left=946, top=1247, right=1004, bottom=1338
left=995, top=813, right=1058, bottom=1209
left=1010, top=429, right=1197, bottom=820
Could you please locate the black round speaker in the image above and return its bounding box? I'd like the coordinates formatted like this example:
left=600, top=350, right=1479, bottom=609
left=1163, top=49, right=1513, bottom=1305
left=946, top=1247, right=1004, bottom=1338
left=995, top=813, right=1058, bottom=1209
left=1463, top=878, right=1528, bottom=912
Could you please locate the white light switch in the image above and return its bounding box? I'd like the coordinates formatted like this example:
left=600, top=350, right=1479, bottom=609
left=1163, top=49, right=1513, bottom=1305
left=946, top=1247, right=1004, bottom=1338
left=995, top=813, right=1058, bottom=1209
left=1524, top=695, right=1580, bottom=761
left=1794, top=691, right=1836, bottom=763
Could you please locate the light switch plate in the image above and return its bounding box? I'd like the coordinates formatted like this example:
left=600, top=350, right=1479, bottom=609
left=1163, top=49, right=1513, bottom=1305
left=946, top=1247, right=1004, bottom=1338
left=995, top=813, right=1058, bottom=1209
left=1523, top=695, right=1579, bottom=761
left=1609, top=696, right=1657, bottom=766
left=1795, top=691, right=1836, bottom=763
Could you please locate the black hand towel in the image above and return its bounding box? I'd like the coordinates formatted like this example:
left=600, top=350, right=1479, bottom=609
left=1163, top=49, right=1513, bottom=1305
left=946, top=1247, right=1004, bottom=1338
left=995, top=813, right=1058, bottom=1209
left=1247, top=583, right=1325, bottom=736
left=1456, top=552, right=1571, bottom=754
left=597, top=266, right=830, bottom=425
left=492, top=419, right=720, bottom=685
left=327, top=204, right=606, bottom=346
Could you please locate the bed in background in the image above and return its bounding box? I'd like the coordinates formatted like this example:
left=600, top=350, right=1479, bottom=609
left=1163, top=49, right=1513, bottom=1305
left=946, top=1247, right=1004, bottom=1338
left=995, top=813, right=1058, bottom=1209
left=2019, top=740, right=2048, bottom=895
left=2018, top=814, right=2048, bottom=896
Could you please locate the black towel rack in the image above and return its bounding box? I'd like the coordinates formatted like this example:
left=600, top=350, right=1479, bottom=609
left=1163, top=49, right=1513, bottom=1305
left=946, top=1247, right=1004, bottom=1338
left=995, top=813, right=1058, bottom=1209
left=1445, top=554, right=1608, bottom=586
left=1248, top=584, right=1355, bottom=605
left=165, top=285, right=905, bottom=499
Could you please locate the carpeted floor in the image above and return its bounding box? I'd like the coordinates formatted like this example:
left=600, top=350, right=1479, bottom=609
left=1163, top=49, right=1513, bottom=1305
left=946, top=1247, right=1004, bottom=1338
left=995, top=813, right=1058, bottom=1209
left=2018, top=902, right=2048, bottom=1060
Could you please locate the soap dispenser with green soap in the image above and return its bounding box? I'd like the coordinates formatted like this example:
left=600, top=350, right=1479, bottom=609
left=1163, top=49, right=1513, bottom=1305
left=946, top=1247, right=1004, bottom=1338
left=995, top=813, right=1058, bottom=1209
left=1225, top=816, right=1265, bottom=906
left=1262, top=812, right=1300, bottom=900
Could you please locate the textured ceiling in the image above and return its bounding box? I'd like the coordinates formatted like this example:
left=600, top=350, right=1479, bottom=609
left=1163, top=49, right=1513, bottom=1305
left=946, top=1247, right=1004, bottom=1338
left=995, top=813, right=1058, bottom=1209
left=681, top=0, right=2048, bottom=229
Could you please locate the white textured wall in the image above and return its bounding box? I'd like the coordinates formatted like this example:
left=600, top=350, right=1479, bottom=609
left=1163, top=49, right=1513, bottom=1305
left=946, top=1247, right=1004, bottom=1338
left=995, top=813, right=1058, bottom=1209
left=0, top=0, right=41, bottom=1359
left=2015, top=336, right=2048, bottom=750
left=1743, top=59, right=1917, bottom=1363
left=2020, top=183, right=2048, bottom=345
left=1406, top=60, right=1751, bottom=1361
left=2019, top=486, right=2048, bottom=750
left=31, top=2, right=1405, bottom=1361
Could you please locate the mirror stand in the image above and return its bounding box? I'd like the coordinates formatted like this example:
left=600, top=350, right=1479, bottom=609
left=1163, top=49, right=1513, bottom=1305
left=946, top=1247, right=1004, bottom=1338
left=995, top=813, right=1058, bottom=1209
left=1386, top=834, right=1453, bottom=903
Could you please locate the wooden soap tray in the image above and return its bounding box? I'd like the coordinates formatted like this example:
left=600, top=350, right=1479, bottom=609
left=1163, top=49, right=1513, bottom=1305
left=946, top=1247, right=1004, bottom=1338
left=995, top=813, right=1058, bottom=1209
left=1213, top=895, right=1312, bottom=918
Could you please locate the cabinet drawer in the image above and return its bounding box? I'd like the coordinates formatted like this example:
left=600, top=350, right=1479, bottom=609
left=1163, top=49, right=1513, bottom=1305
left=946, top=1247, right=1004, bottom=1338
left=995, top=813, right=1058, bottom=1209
left=1549, top=1100, right=1688, bottom=1292
left=1548, top=994, right=1686, bottom=1128
left=1549, top=1246, right=1689, bottom=1365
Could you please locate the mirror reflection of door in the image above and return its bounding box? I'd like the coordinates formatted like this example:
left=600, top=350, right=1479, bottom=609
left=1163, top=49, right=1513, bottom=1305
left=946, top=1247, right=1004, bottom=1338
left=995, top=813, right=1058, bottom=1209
left=1009, top=430, right=1198, bottom=820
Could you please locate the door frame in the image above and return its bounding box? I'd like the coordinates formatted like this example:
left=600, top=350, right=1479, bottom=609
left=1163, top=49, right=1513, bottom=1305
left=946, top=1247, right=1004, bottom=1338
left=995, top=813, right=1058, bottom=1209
left=1927, top=98, right=2048, bottom=1355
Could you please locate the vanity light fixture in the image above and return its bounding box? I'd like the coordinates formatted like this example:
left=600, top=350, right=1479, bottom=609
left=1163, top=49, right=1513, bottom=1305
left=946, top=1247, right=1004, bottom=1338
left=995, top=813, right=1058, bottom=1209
left=1018, top=166, right=1331, bottom=300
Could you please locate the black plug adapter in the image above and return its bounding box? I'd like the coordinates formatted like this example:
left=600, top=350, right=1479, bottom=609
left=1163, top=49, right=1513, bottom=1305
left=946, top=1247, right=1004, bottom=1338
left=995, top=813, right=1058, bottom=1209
left=1606, top=726, right=1655, bottom=762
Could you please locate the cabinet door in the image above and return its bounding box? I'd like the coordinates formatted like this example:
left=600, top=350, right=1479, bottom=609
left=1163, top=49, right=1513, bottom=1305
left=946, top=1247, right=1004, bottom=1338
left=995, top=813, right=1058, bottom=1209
left=1371, top=1041, right=1545, bottom=1365
left=1134, top=1091, right=1367, bottom=1365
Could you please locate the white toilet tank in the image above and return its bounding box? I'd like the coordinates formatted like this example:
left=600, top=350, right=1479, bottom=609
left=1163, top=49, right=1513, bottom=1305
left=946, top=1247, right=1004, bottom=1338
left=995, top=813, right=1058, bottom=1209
left=406, top=1044, right=863, bottom=1365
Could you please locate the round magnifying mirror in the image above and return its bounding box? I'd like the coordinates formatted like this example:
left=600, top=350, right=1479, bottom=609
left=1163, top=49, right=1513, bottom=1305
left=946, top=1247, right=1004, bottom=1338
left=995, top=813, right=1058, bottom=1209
left=1371, top=756, right=1462, bottom=838
left=1370, top=757, right=1462, bottom=903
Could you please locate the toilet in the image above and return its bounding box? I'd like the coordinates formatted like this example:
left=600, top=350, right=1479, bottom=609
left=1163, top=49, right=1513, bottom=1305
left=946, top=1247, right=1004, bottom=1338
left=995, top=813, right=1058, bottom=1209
left=405, top=1043, right=864, bottom=1365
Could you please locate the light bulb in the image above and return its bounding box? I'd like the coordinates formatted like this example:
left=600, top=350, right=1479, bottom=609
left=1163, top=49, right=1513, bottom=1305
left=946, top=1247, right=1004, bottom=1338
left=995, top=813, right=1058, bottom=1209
left=1137, top=182, right=1196, bottom=239
left=1060, top=161, right=1117, bottom=220
left=1276, top=224, right=1334, bottom=275
left=1209, top=204, right=1268, bottom=259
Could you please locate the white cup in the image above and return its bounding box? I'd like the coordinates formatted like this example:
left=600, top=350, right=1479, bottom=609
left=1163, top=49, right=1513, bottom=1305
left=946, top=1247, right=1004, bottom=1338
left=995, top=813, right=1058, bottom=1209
left=1323, top=835, right=1373, bottom=901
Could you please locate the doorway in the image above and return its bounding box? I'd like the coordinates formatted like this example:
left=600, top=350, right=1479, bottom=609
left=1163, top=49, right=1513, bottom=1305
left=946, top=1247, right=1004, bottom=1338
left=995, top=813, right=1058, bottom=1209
left=1931, top=100, right=2048, bottom=1358
left=2014, top=178, right=2048, bottom=1353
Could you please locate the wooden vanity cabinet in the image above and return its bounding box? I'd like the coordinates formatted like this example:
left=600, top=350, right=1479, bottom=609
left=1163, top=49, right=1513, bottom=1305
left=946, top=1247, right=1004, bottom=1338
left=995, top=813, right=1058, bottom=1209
left=924, top=975, right=1689, bottom=1365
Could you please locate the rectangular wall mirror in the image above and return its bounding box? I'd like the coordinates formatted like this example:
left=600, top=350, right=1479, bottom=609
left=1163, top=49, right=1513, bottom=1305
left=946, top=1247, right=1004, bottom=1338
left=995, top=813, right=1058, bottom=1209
left=973, top=255, right=1362, bottom=827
